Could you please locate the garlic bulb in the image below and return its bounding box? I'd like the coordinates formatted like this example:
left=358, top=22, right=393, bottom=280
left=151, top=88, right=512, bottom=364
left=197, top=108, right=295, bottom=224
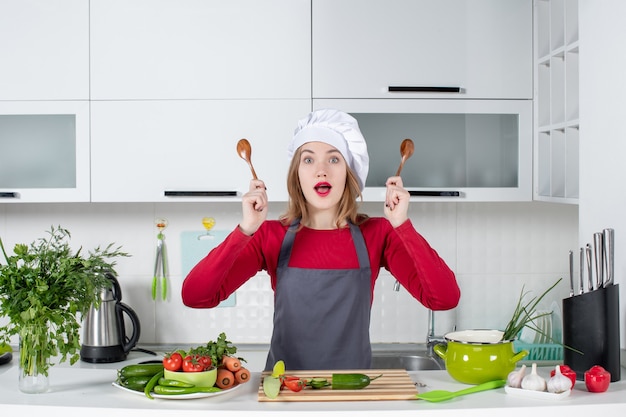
left=548, top=364, right=572, bottom=393
left=521, top=363, right=547, bottom=391
left=506, top=364, right=527, bottom=388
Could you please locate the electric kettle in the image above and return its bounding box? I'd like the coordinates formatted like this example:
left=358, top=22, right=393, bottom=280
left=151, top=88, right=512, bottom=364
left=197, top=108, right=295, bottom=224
left=80, top=272, right=141, bottom=363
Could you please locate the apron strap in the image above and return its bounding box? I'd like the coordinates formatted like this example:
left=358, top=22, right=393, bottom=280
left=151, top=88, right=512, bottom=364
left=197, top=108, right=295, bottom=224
left=278, top=219, right=371, bottom=269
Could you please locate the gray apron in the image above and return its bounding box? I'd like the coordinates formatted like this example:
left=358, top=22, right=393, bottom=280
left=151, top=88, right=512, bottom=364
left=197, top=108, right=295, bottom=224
left=265, top=219, right=372, bottom=371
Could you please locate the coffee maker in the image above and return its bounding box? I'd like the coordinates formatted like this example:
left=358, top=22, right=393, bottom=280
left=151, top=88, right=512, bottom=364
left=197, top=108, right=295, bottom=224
left=80, top=272, right=141, bottom=363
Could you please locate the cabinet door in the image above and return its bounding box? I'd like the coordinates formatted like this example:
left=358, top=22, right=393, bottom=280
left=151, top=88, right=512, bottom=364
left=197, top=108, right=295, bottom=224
left=314, top=99, right=532, bottom=202
left=90, top=100, right=311, bottom=202
left=0, top=0, right=89, bottom=100
left=0, top=101, right=90, bottom=202
left=313, top=0, right=532, bottom=99
left=90, top=0, right=310, bottom=100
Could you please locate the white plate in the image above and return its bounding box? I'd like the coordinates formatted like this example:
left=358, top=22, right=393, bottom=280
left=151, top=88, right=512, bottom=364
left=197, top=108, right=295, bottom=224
left=112, top=382, right=241, bottom=400
left=505, top=385, right=571, bottom=400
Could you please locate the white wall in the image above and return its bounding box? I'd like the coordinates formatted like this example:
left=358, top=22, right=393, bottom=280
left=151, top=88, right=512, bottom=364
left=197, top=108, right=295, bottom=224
left=0, top=201, right=577, bottom=349
left=579, top=0, right=626, bottom=349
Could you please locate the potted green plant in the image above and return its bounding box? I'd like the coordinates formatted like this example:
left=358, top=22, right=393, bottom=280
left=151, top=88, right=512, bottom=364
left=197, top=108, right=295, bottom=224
left=0, top=226, right=128, bottom=393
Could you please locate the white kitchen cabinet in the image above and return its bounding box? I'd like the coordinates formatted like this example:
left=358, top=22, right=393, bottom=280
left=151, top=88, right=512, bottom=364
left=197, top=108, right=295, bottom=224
left=0, top=101, right=90, bottom=202
left=90, top=0, right=310, bottom=100
left=312, top=0, right=532, bottom=100
left=534, top=0, right=579, bottom=204
left=90, top=100, right=311, bottom=202
left=314, top=99, right=532, bottom=202
left=0, top=0, right=89, bottom=100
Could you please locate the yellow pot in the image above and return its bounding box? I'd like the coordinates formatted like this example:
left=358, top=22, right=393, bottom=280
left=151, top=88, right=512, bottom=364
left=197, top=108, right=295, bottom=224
left=433, top=330, right=528, bottom=385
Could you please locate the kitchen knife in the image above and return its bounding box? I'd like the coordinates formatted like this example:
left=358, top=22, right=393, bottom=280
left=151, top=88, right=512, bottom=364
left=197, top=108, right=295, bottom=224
left=579, top=248, right=584, bottom=295
left=593, top=232, right=604, bottom=290
left=603, top=228, right=614, bottom=287
left=585, top=244, right=593, bottom=293
left=568, top=250, right=574, bottom=297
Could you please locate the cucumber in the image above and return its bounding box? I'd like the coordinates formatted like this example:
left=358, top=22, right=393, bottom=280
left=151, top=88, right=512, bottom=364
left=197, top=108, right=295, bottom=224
left=153, top=385, right=222, bottom=395
left=119, top=375, right=152, bottom=392
left=308, top=377, right=330, bottom=389
left=118, top=363, right=164, bottom=379
left=331, top=373, right=382, bottom=390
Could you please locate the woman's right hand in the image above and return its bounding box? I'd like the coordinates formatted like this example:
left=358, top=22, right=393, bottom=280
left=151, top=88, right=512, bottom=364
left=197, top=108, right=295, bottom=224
left=239, top=179, right=268, bottom=235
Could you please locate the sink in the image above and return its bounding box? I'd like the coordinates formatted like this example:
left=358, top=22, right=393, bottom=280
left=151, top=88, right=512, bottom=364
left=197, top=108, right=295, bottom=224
left=371, top=354, right=443, bottom=371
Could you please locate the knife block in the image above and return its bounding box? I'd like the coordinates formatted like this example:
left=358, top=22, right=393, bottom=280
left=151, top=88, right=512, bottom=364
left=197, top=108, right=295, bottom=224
left=562, top=284, right=620, bottom=382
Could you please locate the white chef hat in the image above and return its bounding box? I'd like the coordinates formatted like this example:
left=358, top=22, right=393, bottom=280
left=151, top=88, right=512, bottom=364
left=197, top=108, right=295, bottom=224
left=288, top=109, right=369, bottom=191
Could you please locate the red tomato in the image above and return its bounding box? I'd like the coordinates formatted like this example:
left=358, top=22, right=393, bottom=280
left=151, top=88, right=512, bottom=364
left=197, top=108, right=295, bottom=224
left=584, top=365, right=611, bottom=393
left=550, top=364, right=577, bottom=389
left=182, top=355, right=206, bottom=372
left=281, top=376, right=306, bottom=392
left=162, top=352, right=183, bottom=371
left=198, top=355, right=212, bottom=370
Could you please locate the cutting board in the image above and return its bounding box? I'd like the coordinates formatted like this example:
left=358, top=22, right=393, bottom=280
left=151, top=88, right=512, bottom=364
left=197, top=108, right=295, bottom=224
left=257, top=369, right=418, bottom=402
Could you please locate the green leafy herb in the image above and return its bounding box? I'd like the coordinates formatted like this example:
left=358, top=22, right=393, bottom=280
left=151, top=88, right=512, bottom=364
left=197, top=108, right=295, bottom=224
left=502, top=278, right=562, bottom=342
left=0, top=225, right=129, bottom=376
left=189, top=332, right=243, bottom=367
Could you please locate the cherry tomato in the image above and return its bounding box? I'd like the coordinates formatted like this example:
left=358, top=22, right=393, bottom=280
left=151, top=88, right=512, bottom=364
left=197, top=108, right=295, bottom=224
left=550, top=364, right=577, bottom=388
left=584, top=365, right=610, bottom=393
left=281, top=376, right=306, bottom=392
left=182, top=355, right=206, bottom=372
left=162, top=352, right=183, bottom=372
left=198, top=355, right=212, bottom=370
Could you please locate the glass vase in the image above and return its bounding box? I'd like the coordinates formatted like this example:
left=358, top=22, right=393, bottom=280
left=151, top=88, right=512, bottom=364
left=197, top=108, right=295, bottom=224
left=18, top=324, right=50, bottom=394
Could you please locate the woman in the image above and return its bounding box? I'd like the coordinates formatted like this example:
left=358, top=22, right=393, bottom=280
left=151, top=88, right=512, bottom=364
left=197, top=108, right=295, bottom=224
left=182, top=109, right=460, bottom=370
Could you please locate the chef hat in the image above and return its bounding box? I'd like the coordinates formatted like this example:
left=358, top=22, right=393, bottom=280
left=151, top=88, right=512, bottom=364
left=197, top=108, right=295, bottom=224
left=288, top=109, right=369, bottom=191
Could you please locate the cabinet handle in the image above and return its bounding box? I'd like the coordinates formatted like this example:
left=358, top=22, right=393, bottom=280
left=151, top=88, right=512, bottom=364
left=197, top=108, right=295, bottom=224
left=0, top=192, right=18, bottom=198
left=388, top=86, right=461, bottom=93
left=164, top=191, right=238, bottom=197
left=409, top=190, right=460, bottom=197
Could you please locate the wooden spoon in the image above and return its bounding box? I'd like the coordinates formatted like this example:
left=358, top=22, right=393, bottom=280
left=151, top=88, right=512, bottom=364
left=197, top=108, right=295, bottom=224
left=236, top=138, right=258, bottom=180
left=395, top=138, right=415, bottom=176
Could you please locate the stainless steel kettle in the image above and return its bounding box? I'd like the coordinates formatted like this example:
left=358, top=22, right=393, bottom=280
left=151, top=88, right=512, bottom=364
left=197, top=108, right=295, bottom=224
left=80, top=272, right=141, bottom=363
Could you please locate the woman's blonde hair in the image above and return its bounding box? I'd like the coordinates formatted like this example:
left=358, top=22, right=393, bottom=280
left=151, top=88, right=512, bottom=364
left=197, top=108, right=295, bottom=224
left=279, top=146, right=368, bottom=228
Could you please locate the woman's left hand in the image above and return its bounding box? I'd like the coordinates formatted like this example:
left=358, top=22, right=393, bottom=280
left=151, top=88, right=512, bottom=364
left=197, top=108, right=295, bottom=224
left=384, top=176, right=410, bottom=227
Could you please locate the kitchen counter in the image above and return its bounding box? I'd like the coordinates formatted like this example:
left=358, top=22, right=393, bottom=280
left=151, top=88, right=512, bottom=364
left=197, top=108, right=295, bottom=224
left=1, top=350, right=625, bottom=417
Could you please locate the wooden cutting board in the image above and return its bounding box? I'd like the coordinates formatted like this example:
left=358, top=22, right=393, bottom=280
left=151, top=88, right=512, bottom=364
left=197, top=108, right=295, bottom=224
left=257, top=369, right=418, bottom=402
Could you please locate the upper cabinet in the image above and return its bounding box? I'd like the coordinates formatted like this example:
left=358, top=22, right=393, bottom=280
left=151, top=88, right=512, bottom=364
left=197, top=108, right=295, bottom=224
left=312, top=0, right=533, bottom=100
left=534, top=0, right=579, bottom=204
left=0, top=0, right=89, bottom=100
left=90, top=0, right=311, bottom=100
left=90, top=100, right=310, bottom=202
left=0, top=101, right=90, bottom=202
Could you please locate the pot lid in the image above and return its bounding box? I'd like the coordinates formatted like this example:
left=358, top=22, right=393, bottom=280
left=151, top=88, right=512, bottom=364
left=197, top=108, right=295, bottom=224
left=444, top=329, right=507, bottom=344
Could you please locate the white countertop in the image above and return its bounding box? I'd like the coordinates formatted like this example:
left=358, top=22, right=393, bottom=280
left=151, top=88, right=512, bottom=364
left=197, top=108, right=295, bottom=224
left=1, top=350, right=625, bottom=417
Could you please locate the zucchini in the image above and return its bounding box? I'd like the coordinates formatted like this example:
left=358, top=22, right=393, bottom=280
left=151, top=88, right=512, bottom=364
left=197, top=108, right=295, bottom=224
left=118, top=363, right=164, bottom=379
left=153, top=385, right=222, bottom=395
left=331, top=373, right=382, bottom=390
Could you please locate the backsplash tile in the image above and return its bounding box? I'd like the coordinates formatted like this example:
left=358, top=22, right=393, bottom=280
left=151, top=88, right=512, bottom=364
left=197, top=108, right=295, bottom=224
left=0, top=201, right=577, bottom=348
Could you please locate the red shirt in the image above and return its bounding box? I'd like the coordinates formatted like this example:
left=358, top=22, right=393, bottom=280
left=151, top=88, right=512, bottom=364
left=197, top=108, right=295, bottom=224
left=182, top=218, right=460, bottom=310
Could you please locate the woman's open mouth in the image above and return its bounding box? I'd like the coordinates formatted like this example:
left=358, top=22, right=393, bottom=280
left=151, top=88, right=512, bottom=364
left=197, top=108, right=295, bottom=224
left=314, top=182, right=332, bottom=196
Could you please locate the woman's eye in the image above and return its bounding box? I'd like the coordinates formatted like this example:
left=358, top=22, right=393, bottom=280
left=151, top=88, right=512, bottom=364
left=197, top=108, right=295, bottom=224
left=303, top=157, right=313, bottom=164
left=329, top=157, right=339, bottom=164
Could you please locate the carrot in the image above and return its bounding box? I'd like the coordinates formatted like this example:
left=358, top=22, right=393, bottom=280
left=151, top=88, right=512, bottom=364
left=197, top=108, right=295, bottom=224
left=234, top=367, right=250, bottom=384
left=221, top=355, right=241, bottom=372
left=216, top=368, right=235, bottom=389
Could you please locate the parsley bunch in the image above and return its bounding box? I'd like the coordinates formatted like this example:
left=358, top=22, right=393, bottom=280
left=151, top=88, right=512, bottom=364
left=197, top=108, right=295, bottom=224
left=0, top=226, right=129, bottom=376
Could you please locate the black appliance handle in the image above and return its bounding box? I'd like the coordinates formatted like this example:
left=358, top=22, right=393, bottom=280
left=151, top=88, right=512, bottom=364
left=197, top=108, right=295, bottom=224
left=388, top=86, right=461, bottom=93
left=164, top=190, right=238, bottom=197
